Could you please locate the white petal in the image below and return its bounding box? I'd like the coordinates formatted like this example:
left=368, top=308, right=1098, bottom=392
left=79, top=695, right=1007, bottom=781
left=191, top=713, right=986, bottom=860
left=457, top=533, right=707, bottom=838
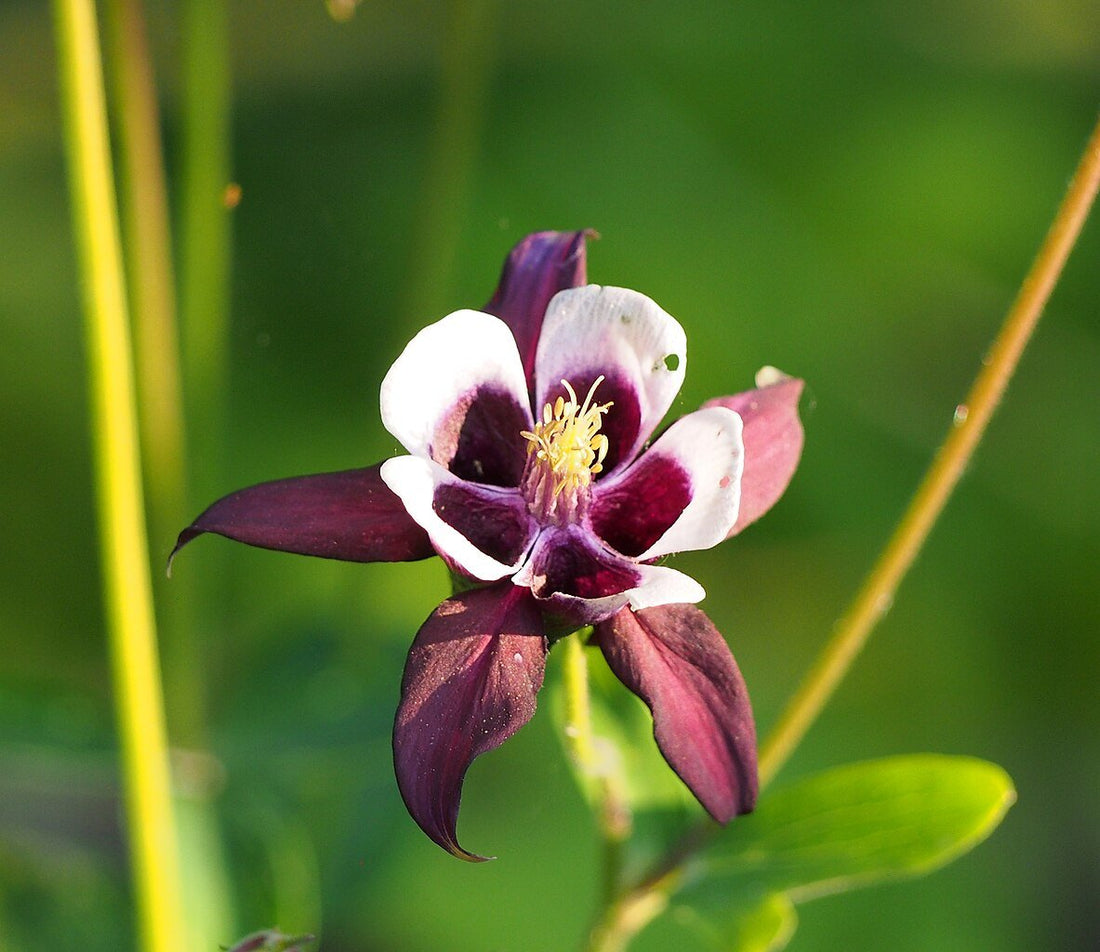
left=380, top=456, right=527, bottom=582
left=534, top=286, right=687, bottom=466
left=633, top=406, right=744, bottom=560
left=380, top=310, right=531, bottom=459
left=626, top=563, right=706, bottom=610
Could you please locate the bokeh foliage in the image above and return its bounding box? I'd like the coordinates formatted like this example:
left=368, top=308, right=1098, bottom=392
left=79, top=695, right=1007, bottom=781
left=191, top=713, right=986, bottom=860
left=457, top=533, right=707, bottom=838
left=1, top=0, right=1098, bottom=949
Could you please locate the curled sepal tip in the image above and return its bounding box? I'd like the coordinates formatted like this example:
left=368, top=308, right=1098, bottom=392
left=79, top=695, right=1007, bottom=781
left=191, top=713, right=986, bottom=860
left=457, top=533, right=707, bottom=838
left=168, top=464, right=434, bottom=573
left=393, top=583, right=548, bottom=860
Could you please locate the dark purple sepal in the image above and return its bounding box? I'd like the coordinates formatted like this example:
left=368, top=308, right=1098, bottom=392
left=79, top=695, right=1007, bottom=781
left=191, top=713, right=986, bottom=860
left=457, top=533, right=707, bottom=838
left=705, top=375, right=804, bottom=537
left=394, top=583, right=547, bottom=861
left=169, top=464, right=434, bottom=569
left=484, top=230, right=592, bottom=396
left=594, top=603, right=757, bottom=823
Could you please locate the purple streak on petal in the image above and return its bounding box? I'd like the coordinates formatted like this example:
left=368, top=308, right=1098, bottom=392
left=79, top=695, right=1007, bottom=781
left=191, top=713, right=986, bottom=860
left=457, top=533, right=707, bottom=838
left=431, top=384, right=530, bottom=487
left=394, top=584, right=547, bottom=861
left=169, top=465, right=433, bottom=568
left=433, top=482, right=535, bottom=567
left=590, top=451, right=692, bottom=557
left=484, top=230, right=592, bottom=397
left=705, top=375, right=804, bottom=536
left=527, top=527, right=640, bottom=601
left=595, top=603, right=757, bottom=822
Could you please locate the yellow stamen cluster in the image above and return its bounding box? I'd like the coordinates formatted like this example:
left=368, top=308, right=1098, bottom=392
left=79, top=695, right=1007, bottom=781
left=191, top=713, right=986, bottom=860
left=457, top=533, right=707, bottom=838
left=521, top=376, right=612, bottom=499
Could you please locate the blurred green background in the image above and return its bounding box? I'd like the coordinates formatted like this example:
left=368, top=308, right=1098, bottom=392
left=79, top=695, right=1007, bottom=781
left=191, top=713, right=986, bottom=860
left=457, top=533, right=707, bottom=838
left=1, top=0, right=1097, bottom=949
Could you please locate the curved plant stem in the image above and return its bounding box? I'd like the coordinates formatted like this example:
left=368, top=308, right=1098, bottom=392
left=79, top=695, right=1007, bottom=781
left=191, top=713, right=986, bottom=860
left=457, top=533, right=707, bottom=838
left=757, top=111, right=1100, bottom=789
left=53, top=1, right=185, bottom=950
left=584, top=112, right=1100, bottom=952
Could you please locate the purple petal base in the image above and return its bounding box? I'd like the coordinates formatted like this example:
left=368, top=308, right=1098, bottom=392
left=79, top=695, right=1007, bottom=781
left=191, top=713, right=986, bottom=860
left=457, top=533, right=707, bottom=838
left=594, top=603, right=757, bottom=822
left=394, top=583, right=547, bottom=860
left=170, top=464, right=434, bottom=568
left=591, top=451, right=692, bottom=557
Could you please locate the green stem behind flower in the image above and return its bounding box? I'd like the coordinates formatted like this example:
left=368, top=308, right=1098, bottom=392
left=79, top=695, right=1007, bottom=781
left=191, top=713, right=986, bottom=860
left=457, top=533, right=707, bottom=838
left=53, top=1, right=185, bottom=950
left=561, top=634, right=631, bottom=907
left=585, top=111, right=1100, bottom=952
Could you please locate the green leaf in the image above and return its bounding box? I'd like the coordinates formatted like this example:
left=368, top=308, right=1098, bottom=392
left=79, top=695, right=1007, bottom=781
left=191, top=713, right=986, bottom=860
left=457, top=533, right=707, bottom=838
left=702, top=754, right=1015, bottom=900
left=656, top=893, right=797, bottom=952
left=718, top=893, right=797, bottom=952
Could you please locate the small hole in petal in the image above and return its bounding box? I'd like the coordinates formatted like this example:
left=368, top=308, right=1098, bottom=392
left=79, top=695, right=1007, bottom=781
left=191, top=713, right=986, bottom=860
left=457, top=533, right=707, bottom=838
left=663, top=353, right=680, bottom=372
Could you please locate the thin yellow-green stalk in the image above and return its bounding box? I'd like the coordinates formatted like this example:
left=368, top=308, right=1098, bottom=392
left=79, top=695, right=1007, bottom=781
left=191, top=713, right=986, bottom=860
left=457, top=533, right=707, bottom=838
left=53, top=1, right=185, bottom=950
left=585, top=112, right=1100, bottom=951
left=757, top=112, right=1100, bottom=789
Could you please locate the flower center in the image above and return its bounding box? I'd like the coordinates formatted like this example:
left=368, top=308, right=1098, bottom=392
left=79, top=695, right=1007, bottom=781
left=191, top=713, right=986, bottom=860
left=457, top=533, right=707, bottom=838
left=520, top=377, right=612, bottom=523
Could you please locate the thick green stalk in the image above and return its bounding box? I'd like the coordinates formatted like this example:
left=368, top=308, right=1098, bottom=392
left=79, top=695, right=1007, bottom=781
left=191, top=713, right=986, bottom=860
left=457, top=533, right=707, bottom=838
left=52, top=1, right=185, bottom=950
left=102, top=0, right=206, bottom=743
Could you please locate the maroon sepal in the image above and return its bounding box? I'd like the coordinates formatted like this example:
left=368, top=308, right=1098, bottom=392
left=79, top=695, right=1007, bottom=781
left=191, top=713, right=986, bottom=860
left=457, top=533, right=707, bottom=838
left=594, top=603, right=757, bottom=822
left=169, top=464, right=434, bottom=569
left=705, top=375, right=804, bottom=536
left=393, top=583, right=547, bottom=861
left=484, top=230, right=593, bottom=397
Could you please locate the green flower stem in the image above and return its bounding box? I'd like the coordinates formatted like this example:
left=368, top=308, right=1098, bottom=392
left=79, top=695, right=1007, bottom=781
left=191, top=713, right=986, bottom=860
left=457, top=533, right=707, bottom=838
left=53, top=1, right=185, bottom=950
left=584, top=112, right=1100, bottom=952
left=103, top=0, right=188, bottom=557
left=757, top=110, right=1100, bottom=790
left=561, top=634, right=631, bottom=906
left=102, top=0, right=207, bottom=743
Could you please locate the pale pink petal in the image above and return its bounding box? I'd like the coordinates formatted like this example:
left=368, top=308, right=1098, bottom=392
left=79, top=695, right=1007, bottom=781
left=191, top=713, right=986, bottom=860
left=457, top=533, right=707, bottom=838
left=704, top=369, right=804, bottom=536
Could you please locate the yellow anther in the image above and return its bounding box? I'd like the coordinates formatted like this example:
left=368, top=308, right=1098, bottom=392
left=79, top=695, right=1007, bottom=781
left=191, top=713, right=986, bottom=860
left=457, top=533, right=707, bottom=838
left=521, top=376, right=613, bottom=498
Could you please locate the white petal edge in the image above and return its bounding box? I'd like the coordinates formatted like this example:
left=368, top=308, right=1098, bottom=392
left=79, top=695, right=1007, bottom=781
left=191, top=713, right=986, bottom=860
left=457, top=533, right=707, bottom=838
left=534, top=285, right=687, bottom=466
left=380, top=309, right=531, bottom=459
left=518, top=561, right=705, bottom=623
left=626, top=562, right=707, bottom=610
left=380, top=455, right=526, bottom=582
left=625, top=406, right=744, bottom=561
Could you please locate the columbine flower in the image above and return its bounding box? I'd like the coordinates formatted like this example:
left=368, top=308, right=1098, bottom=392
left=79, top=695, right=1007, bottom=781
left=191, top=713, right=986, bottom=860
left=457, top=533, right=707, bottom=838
left=173, top=231, right=804, bottom=860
